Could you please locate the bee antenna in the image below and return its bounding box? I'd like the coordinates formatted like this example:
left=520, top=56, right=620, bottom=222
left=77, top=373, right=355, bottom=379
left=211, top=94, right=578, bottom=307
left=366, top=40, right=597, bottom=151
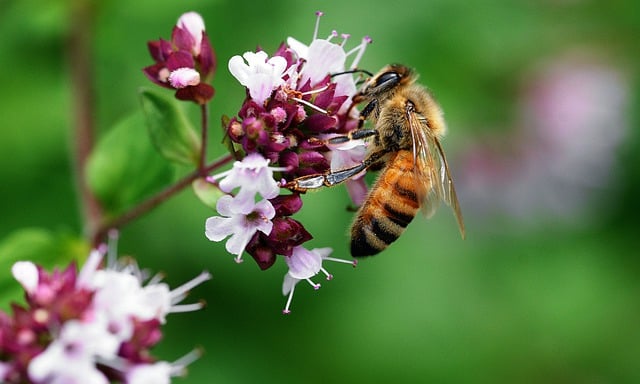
left=330, top=68, right=374, bottom=78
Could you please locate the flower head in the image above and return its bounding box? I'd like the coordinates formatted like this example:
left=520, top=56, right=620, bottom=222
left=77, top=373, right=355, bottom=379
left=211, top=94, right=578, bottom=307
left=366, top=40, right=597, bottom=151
left=0, top=239, right=210, bottom=383
left=209, top=11, right=370, bottom=311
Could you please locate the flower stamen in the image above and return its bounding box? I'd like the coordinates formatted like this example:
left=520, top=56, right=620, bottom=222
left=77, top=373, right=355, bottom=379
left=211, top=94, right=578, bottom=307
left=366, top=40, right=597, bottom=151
left=169, top=301, right=206, bottom=313
left=291, top=97, right=329, bottom=115
left=283, top=284, right=295, bottom=314
left=170, top=348, right=203, bottom=376
left=347, top=36, right=373, bottom=70
left=169, top=271, right=212, bottom=303
left=313, top=11, right=323, bottom=41
left=340, top=33, right=351, bottom=47
left=320, top=267, right=333, bottom=280
left=306, top=279, right=321, bottom=290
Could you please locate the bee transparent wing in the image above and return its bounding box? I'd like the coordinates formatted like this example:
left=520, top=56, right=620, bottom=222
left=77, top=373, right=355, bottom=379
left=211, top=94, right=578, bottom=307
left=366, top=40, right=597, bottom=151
left=407, top=106, right=466, bottom=239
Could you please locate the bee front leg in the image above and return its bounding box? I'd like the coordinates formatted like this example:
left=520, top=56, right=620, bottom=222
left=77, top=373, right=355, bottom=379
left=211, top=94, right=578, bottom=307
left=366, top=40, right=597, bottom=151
left=308, top=129, right=378, bottom=146
left=357, top=99, right=378, bottom=128
left=285, top=149, right=388, bottom=192
left=285, top=162, right=369, bottom=192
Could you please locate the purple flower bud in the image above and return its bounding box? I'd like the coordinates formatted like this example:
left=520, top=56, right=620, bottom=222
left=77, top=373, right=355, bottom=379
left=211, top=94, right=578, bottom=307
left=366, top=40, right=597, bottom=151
left=266, top=217, right=313, bottom=257
left=269, top=193, right=303, bottom=216
left=246, top=243, right=277, bottom=270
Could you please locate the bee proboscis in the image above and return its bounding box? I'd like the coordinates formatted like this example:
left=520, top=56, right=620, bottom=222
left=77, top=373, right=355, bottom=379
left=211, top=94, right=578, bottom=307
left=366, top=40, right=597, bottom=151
left=287, top=64, right=465, bottom=256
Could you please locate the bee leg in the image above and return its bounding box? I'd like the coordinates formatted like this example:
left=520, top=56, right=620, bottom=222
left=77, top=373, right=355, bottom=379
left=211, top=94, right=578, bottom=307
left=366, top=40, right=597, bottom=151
left=285, top=162, right=369, bottom=192
left=285, top=150, right=386, bottom=192
left=309, top=129, right=378, bottom=146
left=358, top=99, right=378, bottom=128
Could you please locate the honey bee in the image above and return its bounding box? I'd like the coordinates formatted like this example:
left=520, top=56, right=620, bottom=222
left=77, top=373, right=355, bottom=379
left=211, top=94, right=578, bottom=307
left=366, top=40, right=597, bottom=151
left=287, top=64, right=465, bottom=256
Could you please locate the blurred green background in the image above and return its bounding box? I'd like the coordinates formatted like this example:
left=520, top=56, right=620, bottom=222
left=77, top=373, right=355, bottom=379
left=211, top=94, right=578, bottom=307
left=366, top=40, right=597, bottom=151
left=1, top=0, right=639, bottom=383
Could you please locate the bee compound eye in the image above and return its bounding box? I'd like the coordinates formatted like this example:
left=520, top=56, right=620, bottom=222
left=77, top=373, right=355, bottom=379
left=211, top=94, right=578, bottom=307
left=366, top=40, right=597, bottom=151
left=375, top=72, right=400, bottom=88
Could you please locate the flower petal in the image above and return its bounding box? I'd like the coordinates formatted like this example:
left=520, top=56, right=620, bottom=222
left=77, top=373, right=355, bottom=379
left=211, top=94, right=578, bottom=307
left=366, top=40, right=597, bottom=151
left=205, top=216, right=233, bottom=242
left=11, top=261, right=38, bottom=294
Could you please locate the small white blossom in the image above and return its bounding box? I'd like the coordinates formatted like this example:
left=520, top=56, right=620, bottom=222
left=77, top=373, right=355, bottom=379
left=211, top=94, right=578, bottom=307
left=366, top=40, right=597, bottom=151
left=228, top=51, right=288, bottom=106
left=28, top=320, right=118, bottom=384
left=210, top=153, right=282, bottom=214
left=205, top=196, right=275, bottom=263
left=282, top=246, right=356, bottom=314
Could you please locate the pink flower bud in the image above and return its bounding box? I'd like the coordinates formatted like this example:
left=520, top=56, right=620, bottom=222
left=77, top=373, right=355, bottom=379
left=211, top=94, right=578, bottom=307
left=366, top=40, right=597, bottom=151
left=177, top=12, right=205, bottom=55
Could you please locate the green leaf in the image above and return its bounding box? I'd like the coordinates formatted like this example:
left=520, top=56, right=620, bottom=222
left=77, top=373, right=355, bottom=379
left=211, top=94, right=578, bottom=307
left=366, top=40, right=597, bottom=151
left=192, top=177, right=225, bottom=209
left=86, top=112, right=174, bottom=215
left=0, top=228, right=89, bottom=310
left=140, top=88, right=201, bottom=166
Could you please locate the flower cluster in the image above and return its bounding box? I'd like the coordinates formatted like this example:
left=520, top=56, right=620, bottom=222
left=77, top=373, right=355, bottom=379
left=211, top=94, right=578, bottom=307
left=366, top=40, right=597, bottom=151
left=0, top=244, right=210, bottom=383
left=206, top=12, right=368, bottom=312
left=143, top=12, right=216, bottom=104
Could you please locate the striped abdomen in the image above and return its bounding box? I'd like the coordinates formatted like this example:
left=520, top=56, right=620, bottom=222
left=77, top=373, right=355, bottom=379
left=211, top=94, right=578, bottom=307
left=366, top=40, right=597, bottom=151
left=350, top=150, right=421, bottom=256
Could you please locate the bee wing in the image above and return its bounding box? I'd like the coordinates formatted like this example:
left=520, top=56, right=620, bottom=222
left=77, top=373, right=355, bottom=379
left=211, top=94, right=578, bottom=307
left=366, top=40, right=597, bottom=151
left=407, top=107, right=466, bottom=239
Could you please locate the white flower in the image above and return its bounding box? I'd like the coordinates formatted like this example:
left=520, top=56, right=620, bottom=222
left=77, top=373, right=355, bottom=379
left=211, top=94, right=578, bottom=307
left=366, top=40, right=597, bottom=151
left=80, top=250, right=211, bottom=330
left=286, top=11, right=371, bottom=111
left=281, top=246, right=356, bottom=314
left=210, top=153, right=282, bottom=214
left=169, top=67, right=201, bottom=88
left=228, top=51, right=288, bottom=106
left=205, top=195, right=275, bottom=263
left=176, top=12, right=206, bottom=55
left=28, top=320, right=118, bottom=384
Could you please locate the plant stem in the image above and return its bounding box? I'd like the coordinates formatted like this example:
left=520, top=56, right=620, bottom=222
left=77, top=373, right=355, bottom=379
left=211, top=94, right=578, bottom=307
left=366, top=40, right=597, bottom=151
left=68, top=0, right=104, bottom=239
left=199, top=103, right=209, bottom=175
left=91, top=153, right=234, bottom=245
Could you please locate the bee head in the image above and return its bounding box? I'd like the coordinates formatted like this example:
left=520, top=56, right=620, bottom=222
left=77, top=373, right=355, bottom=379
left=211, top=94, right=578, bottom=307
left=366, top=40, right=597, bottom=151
left=356, top=64, right=415, bottom=101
